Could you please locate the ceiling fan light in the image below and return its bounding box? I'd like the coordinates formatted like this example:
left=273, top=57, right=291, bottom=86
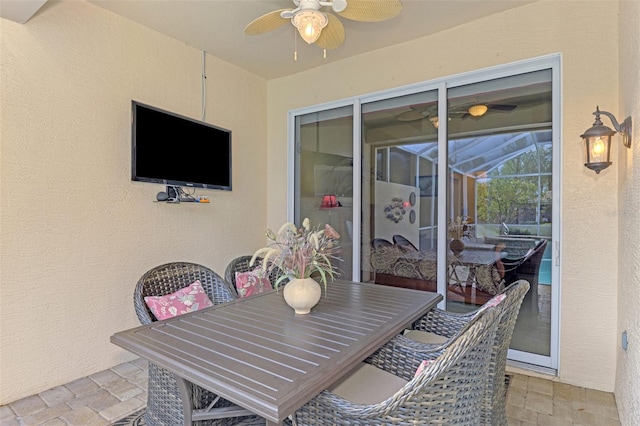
left=292, top=10, right=328, bottom=44
left=468, top=104, right=489, bottom=117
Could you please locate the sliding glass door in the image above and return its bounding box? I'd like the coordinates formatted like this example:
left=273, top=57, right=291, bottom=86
left=445, top=70, right=555, bottom=365
left=290, top=56, right=560, bottom=371
left=293, top=106, right=354, bottom=280
left=360, top=90, right=440, bottom=292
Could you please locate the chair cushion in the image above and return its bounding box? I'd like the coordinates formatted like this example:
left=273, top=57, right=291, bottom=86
left=403, top=330, right=449, bottom=344
left=144, top=280, right=214, bottom=320
left=235, top=269, right=272, bottom=298
left=328, top=363, right=408, bottom=404
left=474, top=264, right=504, bottom=295
left=405, top=293, right=505, bottom=347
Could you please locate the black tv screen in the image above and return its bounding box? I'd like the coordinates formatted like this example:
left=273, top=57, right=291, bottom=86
left=132, top=101, right=232, bottom=191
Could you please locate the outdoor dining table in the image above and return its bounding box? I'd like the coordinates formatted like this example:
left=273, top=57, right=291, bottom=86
left=402, top=247, right=507, bottom=287
left=111, top=279, right=442, bottom=426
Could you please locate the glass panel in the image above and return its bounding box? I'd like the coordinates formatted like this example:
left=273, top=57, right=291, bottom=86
left=360, top=91, right=439, bottom=290
left=446, top=70, right=553, bottom=357
left=294, top=106, right=354, bottom=280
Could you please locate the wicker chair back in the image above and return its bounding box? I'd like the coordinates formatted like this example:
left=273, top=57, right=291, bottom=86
left=405, top=279, right=530, bottom=426
left=133, top=262, right=256, bottom=426
left=291, top=306, right=501, bottom=425
left=224, top=255, right=285, bottom=296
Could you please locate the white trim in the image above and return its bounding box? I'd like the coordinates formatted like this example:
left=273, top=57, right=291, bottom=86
left=352, top=101, right=362, bottom=280
left=436, top=82, right=448, bottom=311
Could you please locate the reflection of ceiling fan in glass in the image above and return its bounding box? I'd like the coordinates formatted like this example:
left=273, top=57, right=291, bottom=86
left=244, top=0, right=402, bottom=50
left=396, top=102, right=517, bottom=126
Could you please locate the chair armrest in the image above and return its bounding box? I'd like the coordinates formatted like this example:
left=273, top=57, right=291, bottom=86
left=365, top=335, right=445, bottom=381
left=411, top=308, right=476, bottom=338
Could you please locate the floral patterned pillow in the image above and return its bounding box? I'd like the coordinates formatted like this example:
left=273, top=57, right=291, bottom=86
left=474, top=293, right=507, bottom=318
left=474, top=264, right=505, bottom=295
left=144, top=280, right=214, bottom=320
left=235, top=268, right=272, bottom=298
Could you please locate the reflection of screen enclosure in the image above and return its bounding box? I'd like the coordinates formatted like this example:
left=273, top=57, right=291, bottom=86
left=418, top=176, right=437, bottom=197
left=314, top=165, right=353, bottom=197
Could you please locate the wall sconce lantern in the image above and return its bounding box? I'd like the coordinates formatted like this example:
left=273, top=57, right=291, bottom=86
left=580, top=106, right=632, bottom=174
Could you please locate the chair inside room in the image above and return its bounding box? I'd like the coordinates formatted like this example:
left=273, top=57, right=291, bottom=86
left=133, top=262, right=260, bottom=426
left=372, top=238, right=393, bottom=249
left=502, top=239, right=547, bottom=314
left=392, top=234, right=419, bottom=252
left=289, top=303, right=501, bottom=425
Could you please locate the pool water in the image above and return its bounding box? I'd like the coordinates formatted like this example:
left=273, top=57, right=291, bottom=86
left=538, top=243, right=552, bottom=285
left=539, top=259, right=551, bottom=285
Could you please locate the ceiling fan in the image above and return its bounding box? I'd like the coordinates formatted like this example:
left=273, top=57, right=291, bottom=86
left=244, top=0, right=403, bottom=50
left=396, top=102, right=517, bottom=123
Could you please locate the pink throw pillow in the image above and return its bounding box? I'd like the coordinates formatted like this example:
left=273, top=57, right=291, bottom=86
left=144, top=280, right=214, bottom=320
left=473, top=293, right=507, bottom=318
left=235, top=269, right=272, bottom=298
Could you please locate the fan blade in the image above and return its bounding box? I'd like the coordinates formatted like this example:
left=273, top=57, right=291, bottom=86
left=489, top=104, right=517, bottom=111
left=244, top=9, right=290, bottom=35
left=315, top=14, right=345, bottom=50
left=397, top=110, right=424, bottom=122
left=337, top=0, right=402, bottom=22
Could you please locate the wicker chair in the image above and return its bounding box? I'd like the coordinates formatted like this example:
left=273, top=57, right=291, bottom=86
left=403, top=279, right=530, bottom=426
left=392, top=234, right=418, bottom=252
left=224, top=255, right=285, bottom=296
left=288, top=305, right=500, bottom=425
left=372, top=238, right=393, bottom=249
left=502, top=240, right=547, bottom=314
left=133, top=262, right=260, bottom=426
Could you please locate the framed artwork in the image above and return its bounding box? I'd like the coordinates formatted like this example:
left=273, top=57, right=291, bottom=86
left=418, top=176, right=438, bottom=197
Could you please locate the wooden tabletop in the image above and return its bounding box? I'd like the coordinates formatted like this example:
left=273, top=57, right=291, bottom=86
left=111, top=280, right=441, bottom=424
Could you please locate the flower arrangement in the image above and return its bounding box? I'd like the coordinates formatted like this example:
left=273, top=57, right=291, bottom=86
left=448, top=215, right=469, bottom=240
left=251, top=218, right=341, bottom=290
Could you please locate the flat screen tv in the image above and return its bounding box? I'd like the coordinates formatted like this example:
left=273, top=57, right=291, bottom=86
left=132, top=100, right=232, bottom=191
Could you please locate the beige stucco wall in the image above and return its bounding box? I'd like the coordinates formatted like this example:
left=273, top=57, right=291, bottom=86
left=267, top=0, right=620, bottom=391
left=616, top=1, right=640, bottom=424
left=0, top=1, right=268, bottom=404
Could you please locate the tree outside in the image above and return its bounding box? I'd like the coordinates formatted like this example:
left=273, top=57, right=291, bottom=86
left=476, top=145, right=552, bottom=226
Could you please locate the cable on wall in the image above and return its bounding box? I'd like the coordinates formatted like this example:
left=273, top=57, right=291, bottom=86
left=201, top=50, right=207, bottom=121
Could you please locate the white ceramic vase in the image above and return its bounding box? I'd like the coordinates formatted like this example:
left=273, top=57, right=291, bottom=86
left=283, top=277, right=322, bottom=315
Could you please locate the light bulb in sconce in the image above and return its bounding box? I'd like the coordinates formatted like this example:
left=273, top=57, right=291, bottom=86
left=591, top=137, right=606, bottom=159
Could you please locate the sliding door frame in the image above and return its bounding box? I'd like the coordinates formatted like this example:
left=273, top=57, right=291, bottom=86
left=287, top=53, right=562, bottom=372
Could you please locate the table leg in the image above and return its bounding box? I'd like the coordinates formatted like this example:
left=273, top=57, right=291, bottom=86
left=173, top=373, right=256, bottom=425
left=448, top=259, right=464, bottom=288
left=466, top=265, right=477, bottom=286
left=174, top=375, right=194, bottom=426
